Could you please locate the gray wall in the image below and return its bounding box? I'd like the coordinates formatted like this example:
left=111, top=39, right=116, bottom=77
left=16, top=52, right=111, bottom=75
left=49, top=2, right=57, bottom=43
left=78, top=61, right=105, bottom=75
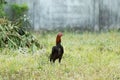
left=6, top=0, right=120, bottom=31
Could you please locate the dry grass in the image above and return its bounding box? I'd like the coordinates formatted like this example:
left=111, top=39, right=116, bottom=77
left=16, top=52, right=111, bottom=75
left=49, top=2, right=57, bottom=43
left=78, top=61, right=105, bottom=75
left=0, top=31, right=120, bottom=80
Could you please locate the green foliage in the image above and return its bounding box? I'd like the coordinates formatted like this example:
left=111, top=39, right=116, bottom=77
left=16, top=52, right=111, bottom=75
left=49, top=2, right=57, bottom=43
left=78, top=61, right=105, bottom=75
left=0, top=19, right=40, bottom=49
left=11, top=3, right=28, bottom=19
left=0, top=7, right=5, bottom=17
left=0, top=0, right=7, bottom=17
left=0, top=18, right=8, bottom=25
left=11, top=3, right=31, bottom=31
left=0, top=32, right=120, bottom=79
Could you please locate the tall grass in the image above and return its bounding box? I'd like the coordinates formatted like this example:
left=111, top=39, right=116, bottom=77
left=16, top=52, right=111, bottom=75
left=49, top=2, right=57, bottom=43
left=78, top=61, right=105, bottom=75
left=0, top=31, right=120, bottom=80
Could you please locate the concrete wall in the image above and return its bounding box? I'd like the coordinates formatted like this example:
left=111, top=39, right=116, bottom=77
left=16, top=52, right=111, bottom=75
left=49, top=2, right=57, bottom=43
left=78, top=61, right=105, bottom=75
left=99, top=0, right=120, bottom=30
left=5, top=0, right=120, bottom=30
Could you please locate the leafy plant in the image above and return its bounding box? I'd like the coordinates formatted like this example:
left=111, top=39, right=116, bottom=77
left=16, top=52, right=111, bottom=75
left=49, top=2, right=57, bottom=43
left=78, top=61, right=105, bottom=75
left=0, top=0, right=7, bottom=17
left=11, top=3, right=28, bottom=19
left=11, top=3, right=31, bottom=31
left=0, top=20, right=41, bottom=49
left=0, top=18, right=8, bottom=25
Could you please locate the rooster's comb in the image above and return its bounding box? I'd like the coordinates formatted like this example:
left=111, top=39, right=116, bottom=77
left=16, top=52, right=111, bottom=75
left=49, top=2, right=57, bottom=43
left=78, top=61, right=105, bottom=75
left=57, top=32, right=63, bottom=37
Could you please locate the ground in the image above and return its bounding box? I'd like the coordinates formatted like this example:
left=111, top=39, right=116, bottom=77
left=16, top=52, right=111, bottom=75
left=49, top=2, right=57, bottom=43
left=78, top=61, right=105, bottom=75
left=0, top=31, right=120, bottom=80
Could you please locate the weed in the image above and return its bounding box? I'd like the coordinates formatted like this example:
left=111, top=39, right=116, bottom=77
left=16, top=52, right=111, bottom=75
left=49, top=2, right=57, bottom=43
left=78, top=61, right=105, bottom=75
left=0, top=31, right=120, bottom=80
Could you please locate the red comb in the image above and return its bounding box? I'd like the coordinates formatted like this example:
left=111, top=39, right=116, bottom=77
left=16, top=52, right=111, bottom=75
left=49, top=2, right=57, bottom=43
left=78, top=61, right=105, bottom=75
left=57, top=32, right=63, bottom=36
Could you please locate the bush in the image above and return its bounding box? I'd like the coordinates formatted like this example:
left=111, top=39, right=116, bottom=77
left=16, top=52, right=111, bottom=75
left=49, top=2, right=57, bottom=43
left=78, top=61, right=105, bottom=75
left=0, top=0, right=7, bottom=17
left=11, top=3, right=28, bottom=20
left=0, top=19, right=40, bottom=49
left=0, top=3, right=38, bottom=50
left=0, top=18, right=8, bottom=25
left=11, top=3, right=31, bottom=31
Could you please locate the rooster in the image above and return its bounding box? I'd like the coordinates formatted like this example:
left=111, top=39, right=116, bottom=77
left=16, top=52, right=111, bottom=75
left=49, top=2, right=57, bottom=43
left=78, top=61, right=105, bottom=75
left=50, top=32, right=64, bottom=63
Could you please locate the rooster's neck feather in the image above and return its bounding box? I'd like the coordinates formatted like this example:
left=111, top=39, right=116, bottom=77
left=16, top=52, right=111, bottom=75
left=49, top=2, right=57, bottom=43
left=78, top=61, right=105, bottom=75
left=56, top=35, right=61, bottom=45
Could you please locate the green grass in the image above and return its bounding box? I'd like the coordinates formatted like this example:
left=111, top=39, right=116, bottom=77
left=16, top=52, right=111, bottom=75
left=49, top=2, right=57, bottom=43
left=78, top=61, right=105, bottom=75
left=0, top=31, right=120, bottom=80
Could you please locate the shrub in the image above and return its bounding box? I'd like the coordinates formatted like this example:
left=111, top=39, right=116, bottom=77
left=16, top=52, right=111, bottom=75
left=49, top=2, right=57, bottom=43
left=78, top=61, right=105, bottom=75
left=11, top=3, right=28, bottom=20
left=0, top=0, right=7, bottom=17
left=11, top=3, right=31, bottom=31
left=0, top=19, right=40, bottom=49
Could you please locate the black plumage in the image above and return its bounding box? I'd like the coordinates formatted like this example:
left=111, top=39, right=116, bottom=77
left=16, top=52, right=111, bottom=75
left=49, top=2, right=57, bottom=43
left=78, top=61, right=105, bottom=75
left=50, top=32, right=64, bottom=63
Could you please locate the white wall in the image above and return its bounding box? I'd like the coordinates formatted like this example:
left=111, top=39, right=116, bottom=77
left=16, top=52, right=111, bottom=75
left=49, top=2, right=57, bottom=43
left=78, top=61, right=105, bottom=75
left=5, top=0, right=120, bottom=30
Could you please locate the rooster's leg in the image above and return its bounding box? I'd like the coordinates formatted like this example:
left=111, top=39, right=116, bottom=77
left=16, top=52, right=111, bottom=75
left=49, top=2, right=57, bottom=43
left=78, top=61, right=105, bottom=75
left=59, top=57, right=62, bottom=63
left=53, top=59, right=56, bottom=63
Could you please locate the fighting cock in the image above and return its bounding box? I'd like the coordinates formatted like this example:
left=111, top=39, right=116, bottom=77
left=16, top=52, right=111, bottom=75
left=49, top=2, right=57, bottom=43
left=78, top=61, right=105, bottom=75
left=50, top=32, right=64, bottom=63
